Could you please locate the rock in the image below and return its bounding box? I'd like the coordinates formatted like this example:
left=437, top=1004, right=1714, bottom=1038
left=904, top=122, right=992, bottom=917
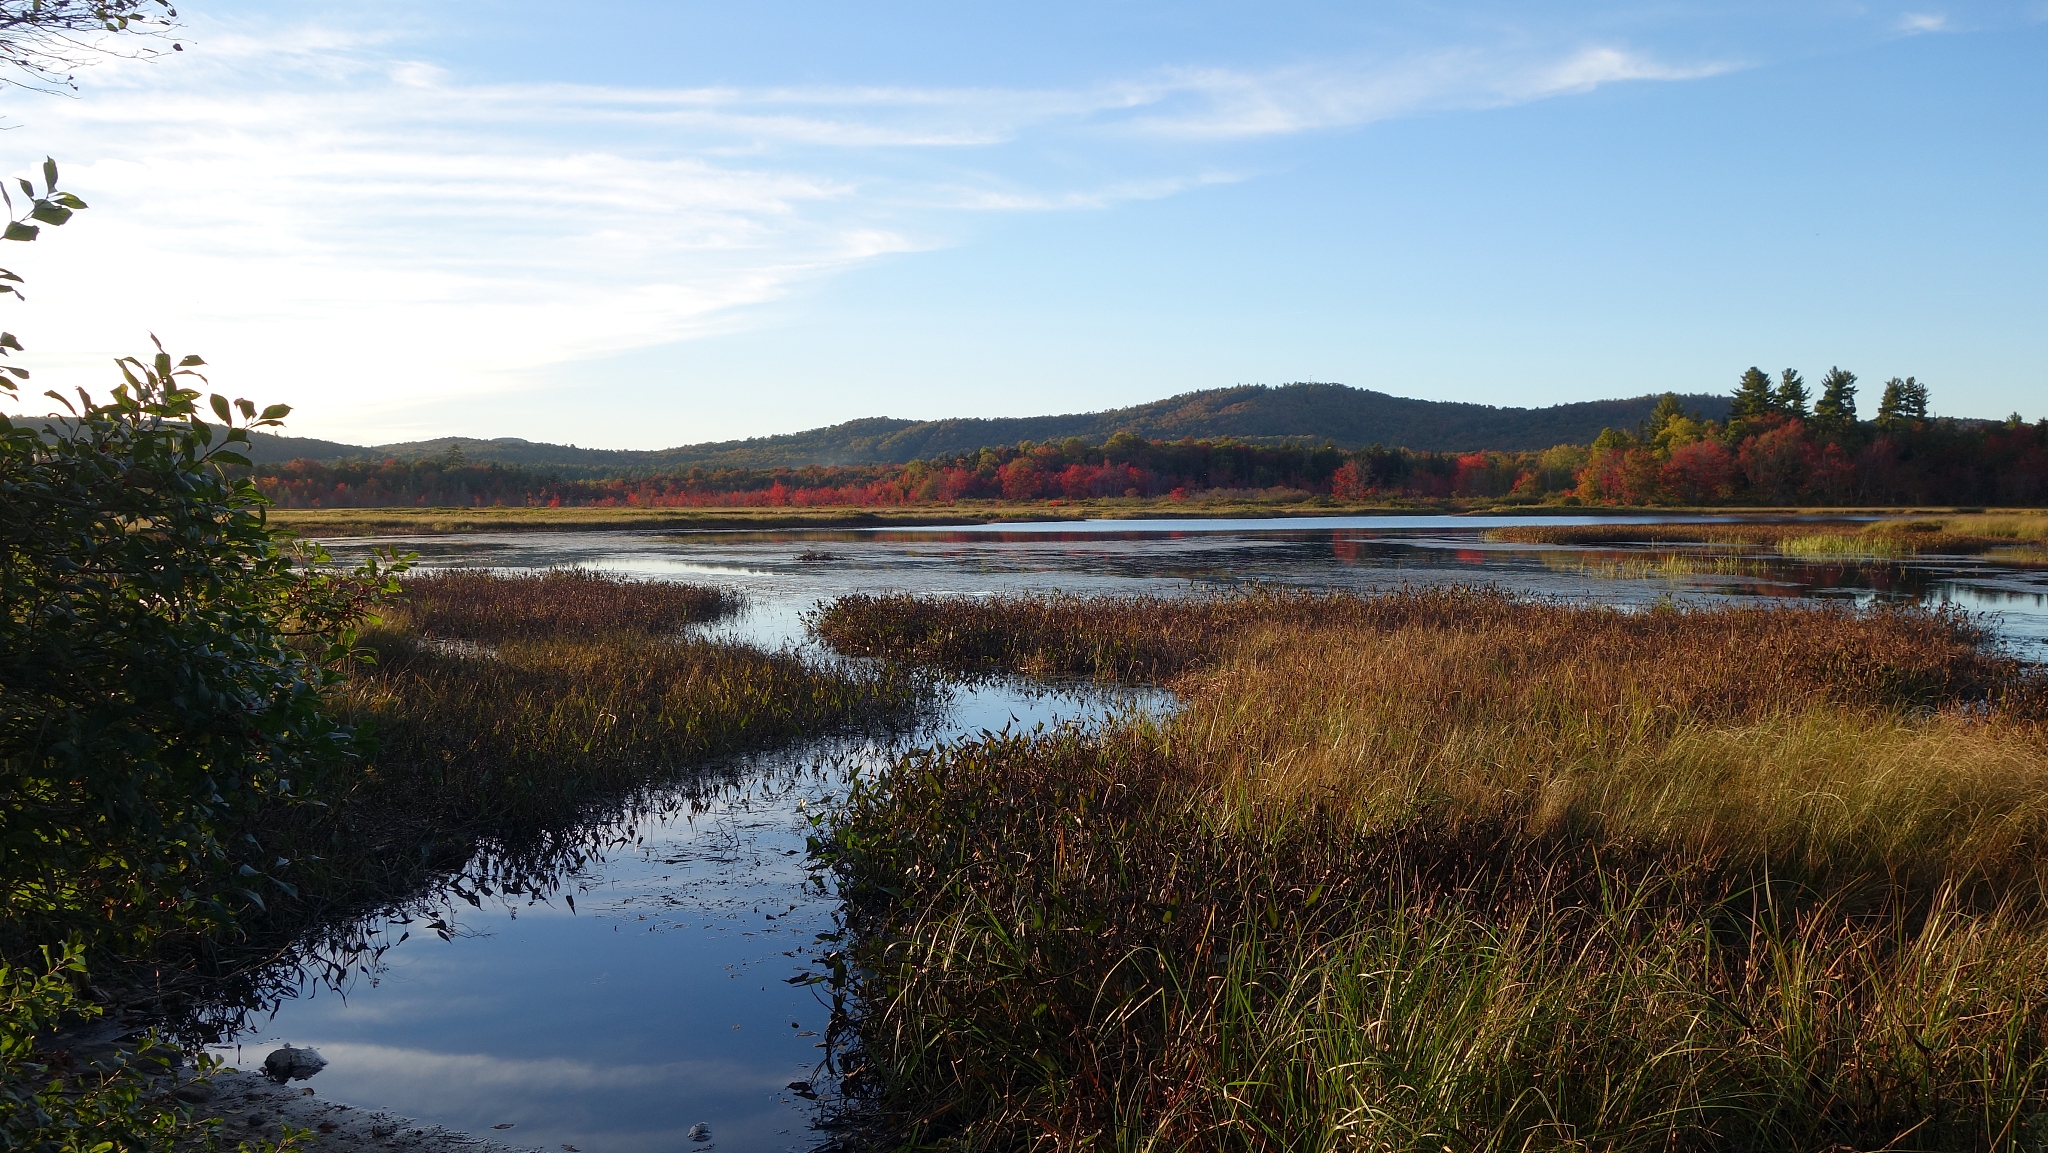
left=688, top=1121, right=712, bottom=1142
left=173, top=1081, right=217, bottom=1104
left=261, top=1045, right=327, bottom=1082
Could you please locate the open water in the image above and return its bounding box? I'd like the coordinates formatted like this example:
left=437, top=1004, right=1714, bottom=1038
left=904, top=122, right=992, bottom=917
left=205, top=515, right=2048, bottom=1152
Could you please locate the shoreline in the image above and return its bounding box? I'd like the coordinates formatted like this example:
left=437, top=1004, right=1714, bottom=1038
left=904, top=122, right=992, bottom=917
left=264, top=502, right=2013, bottom=539
left=200, top=1067, right=535, bottom=1153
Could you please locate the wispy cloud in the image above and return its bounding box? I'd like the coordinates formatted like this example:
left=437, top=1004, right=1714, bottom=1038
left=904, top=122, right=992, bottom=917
left=0, top=21, right=1725, bottom=439
left=1897, top=12, right=1951, bottom=33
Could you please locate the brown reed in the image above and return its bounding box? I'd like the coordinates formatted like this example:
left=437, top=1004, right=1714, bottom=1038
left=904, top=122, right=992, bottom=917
left=817, top=588, right=2048, bottom=1151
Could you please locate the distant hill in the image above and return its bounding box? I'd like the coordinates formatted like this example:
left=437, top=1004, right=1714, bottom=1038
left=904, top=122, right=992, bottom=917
left=245, top=383, right=1734, bottom=475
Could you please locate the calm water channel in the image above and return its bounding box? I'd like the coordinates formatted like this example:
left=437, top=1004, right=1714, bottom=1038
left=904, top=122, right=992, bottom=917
left=205, top=515, right=2048, bottom=1152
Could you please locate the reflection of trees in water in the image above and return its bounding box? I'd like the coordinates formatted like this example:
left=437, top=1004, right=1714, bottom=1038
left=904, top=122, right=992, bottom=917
left=164, top=679, right=1155, bottom=1051
left=164, top=746, right=833, bottom=1048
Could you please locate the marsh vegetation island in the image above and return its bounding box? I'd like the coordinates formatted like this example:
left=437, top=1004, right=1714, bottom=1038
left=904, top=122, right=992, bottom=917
left=5, top=4, right=2048, bottom=1153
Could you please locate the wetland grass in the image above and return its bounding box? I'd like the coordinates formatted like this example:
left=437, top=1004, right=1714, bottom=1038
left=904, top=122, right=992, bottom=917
left=161, top=571, right=926, bottom=1024
left=333, top=568, right=926, bottom=838
left=816, top=588, right=2048, bottom=1151
left=1488, top=514, right=2048, bottom=562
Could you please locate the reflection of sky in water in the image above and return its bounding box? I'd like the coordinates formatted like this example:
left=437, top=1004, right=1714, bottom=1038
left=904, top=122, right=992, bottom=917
left=230, top=517, right=2045, bottom=1153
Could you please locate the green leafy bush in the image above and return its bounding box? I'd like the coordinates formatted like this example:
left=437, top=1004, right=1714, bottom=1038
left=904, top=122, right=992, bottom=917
left=0, top=942, right=295, bottom=1152
left=0, top=346, right=399, bottom=957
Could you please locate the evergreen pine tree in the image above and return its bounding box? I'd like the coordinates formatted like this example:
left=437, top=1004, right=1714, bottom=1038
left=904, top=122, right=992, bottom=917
left=1773, top=369, right=1809, bottom=419
left=1813, top=367, right=1857, bottom=435
left=1730, top=366, right=1774, bottom=420
left=1876, top=378, right=1908, bottom=431
left=1645, top=392, right=1686, bottom=440
left=1900, top=376, right=1930, bottom=421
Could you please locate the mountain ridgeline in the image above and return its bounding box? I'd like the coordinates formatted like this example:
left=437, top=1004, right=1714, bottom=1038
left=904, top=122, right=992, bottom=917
left=245, top=384, right=1732, bottom=476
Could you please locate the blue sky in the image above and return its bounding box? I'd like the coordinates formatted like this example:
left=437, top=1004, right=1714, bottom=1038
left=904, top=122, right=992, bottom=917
left=2, top=1, right=2042, bottom=447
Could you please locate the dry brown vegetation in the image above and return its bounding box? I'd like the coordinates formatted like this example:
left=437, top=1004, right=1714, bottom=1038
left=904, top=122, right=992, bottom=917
left=1486, top=514, right=2048, bottom=562
left=395, top=568, right=737, bottom=641
left=337, top=570, right=923, bottom=828
left=816, top=588, right=2048, bottom=1151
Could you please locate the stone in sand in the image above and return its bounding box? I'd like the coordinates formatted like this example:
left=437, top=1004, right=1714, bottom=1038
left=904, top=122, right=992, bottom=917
left=261, top=1045, right=328, bottom=1082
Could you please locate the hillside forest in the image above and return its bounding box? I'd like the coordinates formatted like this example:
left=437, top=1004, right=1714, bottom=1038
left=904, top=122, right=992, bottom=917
left=255, top=370, right=2048, bottom=510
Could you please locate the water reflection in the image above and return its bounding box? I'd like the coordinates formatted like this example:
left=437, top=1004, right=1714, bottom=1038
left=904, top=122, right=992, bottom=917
left=208, top=516, right=2046, bottom=1153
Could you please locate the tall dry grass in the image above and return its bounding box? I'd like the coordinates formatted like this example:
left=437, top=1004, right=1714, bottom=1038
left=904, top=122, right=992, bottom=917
left=1487, top=517, right=2048, bottom=562
left=817, top=588, right=2048, bottom=1151
left=337, top=569, right=924, bottom=830
left=396, top=567, right=738, bottom=641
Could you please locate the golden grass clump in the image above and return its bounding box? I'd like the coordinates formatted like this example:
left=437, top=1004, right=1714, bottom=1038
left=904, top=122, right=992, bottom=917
left=391, top=567, right=739, bottom=641
left=817, top=588, right=2048, bottom=1151
left=338, top=571, right=922, bottom=829
left=1486, top=517, right=2048, bottom=561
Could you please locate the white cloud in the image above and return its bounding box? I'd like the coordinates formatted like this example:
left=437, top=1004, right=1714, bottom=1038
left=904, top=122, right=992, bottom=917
left=1897, top=12, right=1950, bottom=32
left=0, top=22, right=1725, bottom=440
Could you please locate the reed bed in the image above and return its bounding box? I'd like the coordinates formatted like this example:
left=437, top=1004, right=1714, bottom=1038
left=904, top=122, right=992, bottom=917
left=1486, top=518, right=2039, bottom=559
left=817, top=588, right=2048, bottom=1151
left=334, top=570, right=925, bottom=831
left=397, top=567, right=739, bottom=641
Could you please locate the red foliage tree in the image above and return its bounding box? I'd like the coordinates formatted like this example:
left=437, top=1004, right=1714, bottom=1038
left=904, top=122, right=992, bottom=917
left=1738, top=420, right=1812, bottom=503
left=1661, top=440, right=1737, bottom=504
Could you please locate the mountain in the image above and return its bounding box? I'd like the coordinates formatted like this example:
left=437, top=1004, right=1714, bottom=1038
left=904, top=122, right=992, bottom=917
left=245, top=383, right=1734, bottom=474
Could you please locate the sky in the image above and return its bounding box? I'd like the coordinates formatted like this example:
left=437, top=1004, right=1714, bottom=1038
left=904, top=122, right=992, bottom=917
left=0, top=1, right=2043, bottom=448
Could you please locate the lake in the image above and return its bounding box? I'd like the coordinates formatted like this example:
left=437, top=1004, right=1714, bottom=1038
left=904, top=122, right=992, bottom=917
left=203, top=515, right=2048, bottom=1152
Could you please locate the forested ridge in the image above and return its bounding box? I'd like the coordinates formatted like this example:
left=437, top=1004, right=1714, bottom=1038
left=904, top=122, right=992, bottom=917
left=241, top=382, right=1732, bottom=474
left=254, top=371, right=2046, bottom=509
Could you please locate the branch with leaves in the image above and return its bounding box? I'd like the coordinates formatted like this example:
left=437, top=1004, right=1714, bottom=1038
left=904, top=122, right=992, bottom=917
left=0, top=156, right=86, bottom=388
left=0, top=0, right=180, bottom=93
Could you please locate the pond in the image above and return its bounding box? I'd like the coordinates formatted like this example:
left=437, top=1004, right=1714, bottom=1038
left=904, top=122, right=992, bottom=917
left=206, top=515, right=2048, bottom=1152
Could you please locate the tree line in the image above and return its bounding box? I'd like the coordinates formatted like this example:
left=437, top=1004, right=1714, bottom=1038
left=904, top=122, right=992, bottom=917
left=252, top=370, right=2047, bottom=510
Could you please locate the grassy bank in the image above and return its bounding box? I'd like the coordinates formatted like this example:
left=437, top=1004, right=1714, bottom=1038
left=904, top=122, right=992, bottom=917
left=815, top=589, right=2048, bottom=1150
left=262, top=503, right=2047, bottom=539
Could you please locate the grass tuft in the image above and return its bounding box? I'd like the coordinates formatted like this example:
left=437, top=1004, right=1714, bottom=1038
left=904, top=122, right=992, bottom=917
left=817, top=588, right=2048, bottom=1150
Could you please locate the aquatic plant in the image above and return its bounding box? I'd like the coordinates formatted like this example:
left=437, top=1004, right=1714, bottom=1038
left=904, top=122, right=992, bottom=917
left=818, top=588, right=2048, bottom=1150
left=394, top=567, right=739, bottom=641
left=1485, top=519, right=2040, bottom=558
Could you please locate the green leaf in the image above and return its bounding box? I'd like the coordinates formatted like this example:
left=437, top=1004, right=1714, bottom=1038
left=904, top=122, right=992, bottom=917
left=260, top=403, right=291, bottom=421
left=209, top=394, right=231, bottom=423
left=210, top=450, right=251, bottom=468
left=28, top=202, right=71, bottom=226
left=4, top=221, right=38, bottom=242
left=51, top=192, right=86, bottom=210
left=14, top=179, right=30, bottom=200
left=41, top=157, right=57, bottom=193
left=178, top=354, right=206, bottom=367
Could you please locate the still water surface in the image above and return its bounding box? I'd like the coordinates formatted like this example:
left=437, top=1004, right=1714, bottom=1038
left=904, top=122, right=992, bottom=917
left=210, top=516, right=2048, bottom=1152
